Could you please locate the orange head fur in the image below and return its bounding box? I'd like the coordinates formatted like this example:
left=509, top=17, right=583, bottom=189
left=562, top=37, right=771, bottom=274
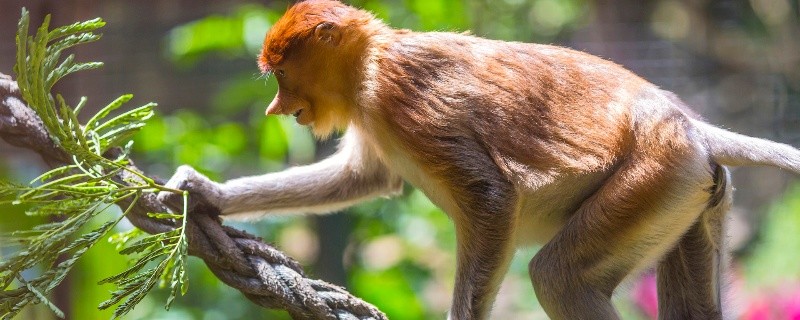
left=259, top=0, right=344, bottom=73
left=258, top=0, right=381, bottom=138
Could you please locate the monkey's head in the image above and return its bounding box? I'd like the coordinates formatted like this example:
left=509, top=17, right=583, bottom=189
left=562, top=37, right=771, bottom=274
left=259, top=0, right=380, bottom=139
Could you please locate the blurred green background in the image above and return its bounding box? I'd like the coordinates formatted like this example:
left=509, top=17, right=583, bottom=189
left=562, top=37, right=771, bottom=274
left=1, top=0, right=799, bottom=319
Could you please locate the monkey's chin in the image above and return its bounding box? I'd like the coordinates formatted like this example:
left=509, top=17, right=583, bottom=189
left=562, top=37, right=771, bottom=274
left=292, top=108, right=307, bottom=124
left=295, top=112, right=313, bottom=126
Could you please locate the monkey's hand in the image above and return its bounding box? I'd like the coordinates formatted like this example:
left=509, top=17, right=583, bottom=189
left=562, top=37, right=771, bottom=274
left=157, top=165, right=224, bottom=214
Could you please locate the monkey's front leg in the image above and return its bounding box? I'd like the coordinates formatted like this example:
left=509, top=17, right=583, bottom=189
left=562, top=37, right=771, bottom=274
left=157, top=130, right=402, bottom=217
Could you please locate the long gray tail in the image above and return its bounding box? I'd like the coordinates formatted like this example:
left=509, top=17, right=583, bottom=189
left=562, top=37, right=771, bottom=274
left=691, top=119, right=800, bottom=174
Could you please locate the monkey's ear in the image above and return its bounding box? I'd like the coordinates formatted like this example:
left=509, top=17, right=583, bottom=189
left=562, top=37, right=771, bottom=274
left=314, top=22, right=341, bottom=46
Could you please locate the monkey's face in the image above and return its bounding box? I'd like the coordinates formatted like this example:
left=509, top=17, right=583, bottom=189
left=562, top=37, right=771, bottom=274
left=259, top=1, right=362, bottom=139
left=265, top=68, right=313, bottom=125
left=265, top=50, right=353, bottom=139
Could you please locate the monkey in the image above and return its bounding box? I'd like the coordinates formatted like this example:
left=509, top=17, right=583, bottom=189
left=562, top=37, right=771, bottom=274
left=156, top=0, right=800, bottom=319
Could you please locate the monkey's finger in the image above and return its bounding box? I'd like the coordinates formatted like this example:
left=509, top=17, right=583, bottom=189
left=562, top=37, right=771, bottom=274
left=156, top=190, right=186, bottom=213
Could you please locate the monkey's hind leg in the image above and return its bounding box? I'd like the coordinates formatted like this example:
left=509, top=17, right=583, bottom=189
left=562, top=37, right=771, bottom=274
left=657, top=164, right=731, bottom=320
left=528, top=149, right=715, bottom=320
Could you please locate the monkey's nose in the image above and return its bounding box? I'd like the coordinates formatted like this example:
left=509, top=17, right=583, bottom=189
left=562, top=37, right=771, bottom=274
left=266, top=94, right=282, bottom=116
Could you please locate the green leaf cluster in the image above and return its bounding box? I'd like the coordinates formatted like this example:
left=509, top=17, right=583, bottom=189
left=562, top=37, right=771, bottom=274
left=99, top=200, right=189, bottom=318
left=1, top=8, right=188, bottom=319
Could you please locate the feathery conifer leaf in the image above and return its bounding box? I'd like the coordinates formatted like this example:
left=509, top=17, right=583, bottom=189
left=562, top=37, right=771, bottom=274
left=1, top=8, right=189, bottom=319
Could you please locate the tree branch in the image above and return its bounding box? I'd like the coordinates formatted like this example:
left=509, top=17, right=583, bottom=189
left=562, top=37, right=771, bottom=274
left=0, top=73, right=386, bottom=320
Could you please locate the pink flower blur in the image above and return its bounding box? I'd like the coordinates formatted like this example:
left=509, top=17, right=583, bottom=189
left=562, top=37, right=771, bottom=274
left=632, top=272, right=658, bottom=319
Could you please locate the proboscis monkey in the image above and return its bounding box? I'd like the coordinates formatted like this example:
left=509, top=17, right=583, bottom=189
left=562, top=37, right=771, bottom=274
left=157, top=1, right=800, bottom=319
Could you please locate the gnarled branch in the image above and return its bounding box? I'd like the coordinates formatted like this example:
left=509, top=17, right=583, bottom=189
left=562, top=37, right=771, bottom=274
left=0, top=73, right=386, bottom=320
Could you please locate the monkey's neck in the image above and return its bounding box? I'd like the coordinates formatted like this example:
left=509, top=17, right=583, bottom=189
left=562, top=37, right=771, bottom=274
left=350, top=22, right=396, bottom=121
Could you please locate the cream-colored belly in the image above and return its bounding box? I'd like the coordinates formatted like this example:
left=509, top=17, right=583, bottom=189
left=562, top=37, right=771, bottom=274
left=368, top=130, right=614, bottom=246
left=374, top=143, right=463, bottom=218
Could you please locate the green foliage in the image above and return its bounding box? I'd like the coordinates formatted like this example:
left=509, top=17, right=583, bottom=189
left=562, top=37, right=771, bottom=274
left=407, top=0, right=469, bottom=31
left=166, top=4, right=275, bottom=67
left=351, top=266, right=426, bottom=320
left=260, top=116, right=289, bottom=161
left=150, top=2, right=311, bottom=177
left=99, top=199, right=189, bottom=318
left=0, top=9, right=188, bottom=319
left=744, top=183, right=800, bottom=286
left=353, top=0, right=588, bottom=42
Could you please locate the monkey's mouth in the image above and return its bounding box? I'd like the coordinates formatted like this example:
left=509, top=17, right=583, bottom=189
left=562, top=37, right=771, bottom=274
left=293, top=109, right=303, bottom=118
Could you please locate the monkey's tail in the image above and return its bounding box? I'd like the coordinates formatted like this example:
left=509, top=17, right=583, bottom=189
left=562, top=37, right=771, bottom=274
left=692, top=119, right=800, bottom=174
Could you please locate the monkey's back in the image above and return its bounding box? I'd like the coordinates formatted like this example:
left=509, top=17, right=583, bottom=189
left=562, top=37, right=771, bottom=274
left=369, top=32, right=689, bottom=187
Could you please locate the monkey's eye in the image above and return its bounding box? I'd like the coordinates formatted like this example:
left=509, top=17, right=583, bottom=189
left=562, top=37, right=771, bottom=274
left=276, top=69, right=286, bottom=78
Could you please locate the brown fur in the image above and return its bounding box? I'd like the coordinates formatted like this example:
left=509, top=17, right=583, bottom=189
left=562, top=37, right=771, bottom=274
left=159, top=1, right=800, bottom=319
